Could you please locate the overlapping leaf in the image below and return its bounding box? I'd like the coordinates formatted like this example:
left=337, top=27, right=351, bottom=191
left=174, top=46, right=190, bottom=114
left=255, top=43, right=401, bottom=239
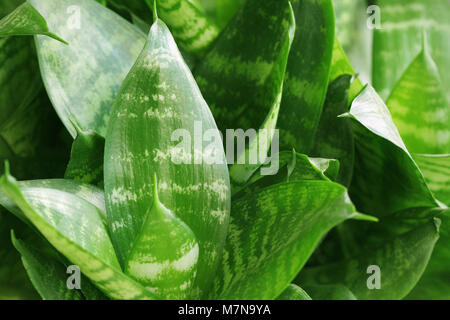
left=209, top=180, right=358, bottom=299
left=303, top=284, right=357, bottom=300
left=277, top=284, right=311, bottom=300
left=104, top=18, right=230, bottom=298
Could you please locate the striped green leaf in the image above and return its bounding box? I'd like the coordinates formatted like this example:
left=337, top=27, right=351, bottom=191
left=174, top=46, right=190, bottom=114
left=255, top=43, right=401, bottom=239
left=373, top=0, right=450, bottom=102
left=11, top=230, right=84, bottom=300
left=0, top=2, right=66, bottom=43
left=0, top=166, right=158, bottom=299
left=386, top=39, right=449, bottom=154
left=65, top=125, right=105, bottom=187
left=147, top=0, right=219, bottom=56
left=104, top=18, right=230, bottom=299
left=346, top=86, right=438, bottom=216
left=278, top=0, right=335, bottom=153
left=210, top=180, right=358, bottom=299
left=296, top=218, right=440, bottom=299
left=215, top=0, right=243, bottom=29
left=303, top=284, right=357, bottom=300
left=277, top=284, right=311, bottom=300
left=26, top=0, right=146, bottom=138
left=310, top=75, right=354, bottom=187
left=414, top=154, right=450, bottom=206
left=194, top=0, right=293, bottom=132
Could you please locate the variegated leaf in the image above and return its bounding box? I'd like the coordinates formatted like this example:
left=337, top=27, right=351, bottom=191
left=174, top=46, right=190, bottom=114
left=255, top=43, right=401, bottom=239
left=104, top=18, right=230, bottom=299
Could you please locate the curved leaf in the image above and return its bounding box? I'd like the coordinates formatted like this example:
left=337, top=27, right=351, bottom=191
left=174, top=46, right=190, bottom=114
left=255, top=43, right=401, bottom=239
left=27, top=0, right=146, bottom=137
left=386, top=40, right=449, bottom=154
left=278, top=0, right=335, bottom=153
left=346, top=86, right=438, bottom=216
left=303, top=284, right=357, bottom=300
left=277, top=284, right=311, bottom=300
left=104, top=19, right=230, bottom=298
left=296, top=219, right=440, bottom=299
left=0, top=167, right=158, bottom=300
left=210, top=180, right=358, bottom=299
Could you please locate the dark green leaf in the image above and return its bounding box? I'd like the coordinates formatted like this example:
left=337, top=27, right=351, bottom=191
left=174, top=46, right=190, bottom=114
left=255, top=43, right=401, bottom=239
left=303, top=284, right=357, bottom=300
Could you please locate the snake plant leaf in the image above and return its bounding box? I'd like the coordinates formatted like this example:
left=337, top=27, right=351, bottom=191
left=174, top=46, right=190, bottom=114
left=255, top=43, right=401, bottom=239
left=386, top=41, right=449, bottom=154
left=65, top=125, right=105, bottom=188
left=310, top=75, right=354, bottom=187
left=0, top=2, right=67, bottom=44
left=296, top=218, right=440, bottom=299
left=215, top=0, right=243, bottom=29
left=373, top=0, right=450, bottom=102
left=0, top=166, right=159, bottom=300
left=125, top=178, right=199, bottom=299
left=146, top=0, right=219, bottom=56
left=104, top=18, right=230, bottom=299
left=414, top=154, right=450, bottom=206
left=194, top=0, right=293, bottom=132
left=0, top=211, right=39, bottom=299
left=210, top=180, right=358, bottom=299
left=26, top=0, right=146, bottom=138
left=302, top=284, right=357, bottom=300
left=329, top=37, right=364, bottom=103
left=277, top=0, right=334, bottom=153
left=233, top=151, right=339, bottom=197
left=277, top=284, right=311, bottom=300
left=346, top=86, right=438, bottom=216
left=11, top=230, right=84, bottom=300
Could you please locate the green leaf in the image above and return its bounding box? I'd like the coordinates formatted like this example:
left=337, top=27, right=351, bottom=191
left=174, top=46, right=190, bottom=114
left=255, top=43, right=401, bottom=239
left=210, top=180, right=358, bottom=299
left=372, top=0, right=450, bottom=102
left=0, top=211, right=39, bottom=299
left=194, top=0, right=293, bottom=132
left=277, top=0, right=335, bottom=153
left=310, top=75, right=354, bottom=186
left=64, top=124, right=105, bottom=187
left=147, top=0, right=219, bottom=56
left=296, top=218, right=440, bottom=299
left=303, top=284, right=357, bottom=300
left=0, top=166, right=158, bottom=299
left=414, top=154, right=450, bottom=206
left=11, top=230, right=84, bottom=300
left=0, top=2, right=67, bottom=44
left=215, top=0, right=243, bottom=29
left=386, top=40, right=449, bottom=154
left=277, top=284, right=311, bottom=300
left=329, top=37, right=363, bottom=103
left=104, top=18, right=230, bottom=299
left=27, top=0, right=146, bottom=137
left=124, top=177, right=199, bottom=299
left=346, top=86, right=438, bottom=216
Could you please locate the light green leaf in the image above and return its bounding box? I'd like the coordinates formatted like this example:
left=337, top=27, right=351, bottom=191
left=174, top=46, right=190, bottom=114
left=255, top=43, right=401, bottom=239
left=414, top=154, right=450, bottom=206
left=0, top=2, right=67, bottom=44
left=346, top=85, right=438, bottom=216
left=303, top=284, right=357, bottom=300
left=386, top=40, right=449, bottom=154
left=310, top=75, right=354, bottom=186
left=64, top=124, right=105, bottom=187
left=194, top=0, right=293, bottom=132
left=277, top=284, right=311, bottom=300
left=104, top=18, right=230, bottom=299
left=11, top=230, right=84, bottom=300
left=296, top=219, right=440, bottom=299
left=278, top=0, right=335, bottom=153
left=210, top=180, right=358, bottom=299
left=27, top=0, right=146, bottom=137
left=373, top=0, right=450, bottom=102
left=147, top=0, right=219, bottom=56
left=0, top=166, right=158, bottom=299
left=215, top=0, right=242, bottom=29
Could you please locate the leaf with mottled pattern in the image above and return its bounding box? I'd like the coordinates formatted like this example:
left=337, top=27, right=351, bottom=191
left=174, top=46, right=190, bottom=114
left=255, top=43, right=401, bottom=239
left=26, top=0, right=146, bottom=138
left=210, top=180, right=358, bottom=299
left=0, top=165, right=158, bottom=300
left=104, top=17, right=230, bottom=299
left=346, top=86, right=438, bottom=216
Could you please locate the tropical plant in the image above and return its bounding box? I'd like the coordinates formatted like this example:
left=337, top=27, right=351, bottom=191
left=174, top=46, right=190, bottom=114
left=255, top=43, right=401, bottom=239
left=0, top=0, right=448, bottom=300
